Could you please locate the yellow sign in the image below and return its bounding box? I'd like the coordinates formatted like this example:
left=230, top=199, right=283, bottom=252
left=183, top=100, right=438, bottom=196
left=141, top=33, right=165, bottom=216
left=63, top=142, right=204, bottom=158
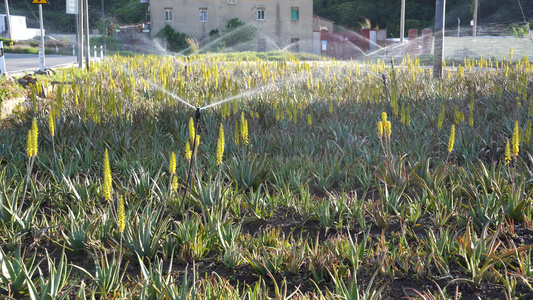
left=31, top=0, right=49, bottom=4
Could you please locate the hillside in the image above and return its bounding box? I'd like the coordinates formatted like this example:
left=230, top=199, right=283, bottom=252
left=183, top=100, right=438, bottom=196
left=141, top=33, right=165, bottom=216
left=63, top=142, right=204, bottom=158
left=1, top=0, right=531, bottom=37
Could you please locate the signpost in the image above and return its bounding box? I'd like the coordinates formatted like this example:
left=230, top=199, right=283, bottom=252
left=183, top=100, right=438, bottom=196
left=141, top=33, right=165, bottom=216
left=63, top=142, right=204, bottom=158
left=31, top=0, right=49, bottom=72
left=4, top=0, right=12, bottom=45
left=66, top=0, right=77, bottom=14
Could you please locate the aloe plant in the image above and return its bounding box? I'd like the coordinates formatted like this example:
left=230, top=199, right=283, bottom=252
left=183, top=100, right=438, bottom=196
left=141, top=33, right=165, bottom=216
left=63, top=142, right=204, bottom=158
left=122, top=205, right=169, bottom=260
left=25, top=250, right=71, bottom=300
left=0, top=244, right=41, bottom=297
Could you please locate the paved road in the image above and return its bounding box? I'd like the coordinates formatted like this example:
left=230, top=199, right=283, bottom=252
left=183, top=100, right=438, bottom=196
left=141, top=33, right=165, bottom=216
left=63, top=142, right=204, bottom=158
left=4, top=53, right=78, bottom=74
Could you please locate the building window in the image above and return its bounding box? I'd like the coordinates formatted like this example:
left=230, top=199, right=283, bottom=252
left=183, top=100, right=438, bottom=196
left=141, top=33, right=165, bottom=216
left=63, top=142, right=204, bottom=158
left=199, top=8, right=208, bottom=22
left=164, top=8, right=173, bottom=22
left=228, top=0, right=236, bottom=4
left=257, top=9, right=265, bottom=21
left=291, top=8, right=299, bottom=21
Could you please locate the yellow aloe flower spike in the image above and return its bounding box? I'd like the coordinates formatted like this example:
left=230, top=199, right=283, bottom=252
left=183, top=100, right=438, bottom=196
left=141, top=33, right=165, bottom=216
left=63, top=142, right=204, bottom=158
left=48, top=107, right=55, bottom=138
left=234, top=122, right=240, bottom=145
left=512, top=120, right=520, bottom=157
left=103, top=149, right=112, bottom=201
left=448, top=125, right=455, bottom=154
left=504, top=139, right=512, bottom=165
left=172, top=176, right=179, bottom=190
left=243, top=118, right=249, bottom=144
left=240, top=112, right=246, bottom=142
left=169, top=152, right=176, bottom=176
left=385, top=121, right=392, bottom=138
left=307, top=114, right=312, bottom=126
left=31, top=117, right=38, bottom=157
left=216, top=123, right=225, bottom=166
left=378, top=121, right=383, bottom=138
left=188, top=117, right=195, bottom=144
left=185, top=141, right=192, bottom=161
left=26, top=129, right=33, bottom=157
left=381, top=112, right=388, bottom=123
left=117, top=194, right=125, bottom=234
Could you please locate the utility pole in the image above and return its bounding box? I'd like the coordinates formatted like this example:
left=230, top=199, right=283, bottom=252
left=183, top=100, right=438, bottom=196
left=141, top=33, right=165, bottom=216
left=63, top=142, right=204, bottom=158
left=4, top=0, right=12, bottom=45
left=400, top=0, right=405, bottom=44
left=78, top=0, right=84, bottom=69
left=433, top=0, right=446, bottom=79
left=102, top=0, right=105, bottom=57
left=84, top=0, right=90, bottom=71
left=473, top=0, right=478, bottom=38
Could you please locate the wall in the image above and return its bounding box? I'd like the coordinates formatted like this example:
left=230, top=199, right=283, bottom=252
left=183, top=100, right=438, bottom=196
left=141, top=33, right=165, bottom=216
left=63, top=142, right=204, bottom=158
left=319, top=29, right=388, bottom=60
left=0, top=15, right=40, bottom=41
left=150, top=0, right=313, bottom=52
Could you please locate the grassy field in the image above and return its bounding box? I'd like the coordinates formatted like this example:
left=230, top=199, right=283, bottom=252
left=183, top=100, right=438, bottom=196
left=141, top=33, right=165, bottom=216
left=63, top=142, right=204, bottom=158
left=0, top=51, right=532, bottom=299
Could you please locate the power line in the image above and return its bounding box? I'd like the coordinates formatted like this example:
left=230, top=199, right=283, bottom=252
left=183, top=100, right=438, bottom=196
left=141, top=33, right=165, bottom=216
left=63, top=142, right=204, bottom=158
left=516, top=0, right=533, bottom=45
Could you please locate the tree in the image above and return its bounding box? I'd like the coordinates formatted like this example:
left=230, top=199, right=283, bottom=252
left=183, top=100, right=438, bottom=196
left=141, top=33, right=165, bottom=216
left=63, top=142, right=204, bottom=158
left=155, top=25, right=189, bottom=52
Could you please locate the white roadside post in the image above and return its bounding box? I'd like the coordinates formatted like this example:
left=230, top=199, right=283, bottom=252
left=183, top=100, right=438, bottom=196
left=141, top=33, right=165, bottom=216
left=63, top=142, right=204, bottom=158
left=94, top=45, right=97, bottom=58
left=0, top=41, right=6, bottom=76
left=100, top=45, right=103, bottom=59
left=73, top=45, right=75, bottom=56
left=39, top=4, right=46, bottom=72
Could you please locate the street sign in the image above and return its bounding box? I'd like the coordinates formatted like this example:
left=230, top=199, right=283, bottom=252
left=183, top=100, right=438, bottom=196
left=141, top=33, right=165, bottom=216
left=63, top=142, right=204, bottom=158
left=66, top=0, right=78, bottom=14
left=31, top=0, right=49, bottom=4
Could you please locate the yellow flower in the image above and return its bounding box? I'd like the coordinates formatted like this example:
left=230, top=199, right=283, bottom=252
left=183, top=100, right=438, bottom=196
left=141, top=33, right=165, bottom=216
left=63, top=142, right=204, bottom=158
left=381, top=112, right=388, bottom=123
left=103, top=149, right=112, bottom=201
left=188, top=117, right=195, bottom=144
left=234, top=122, right=240, bottom=145
left=216, top=123, right=224, bottom=165
left=26, top=129, right=33, bottom=157
left=117, top=194, right=125, bottom=234
left=512, top=120, right=520, bottom=157
left=243, top=118, right=249, bottom=144
left=240, top=112, right=249, bottom=144
left=437, top=104, right=445, bottom=130
left=172, top=176, right=179, bottom=190
left=448, top=125, right=455, bottom=153
left=307, top=113, right=312, bottom=126
left=185, top=141, right=192, bottom=161
left=169, top=152, right=176, bottom=176
left=48, top=108, right=55, bottom=138
left=504, top=139, right=512, bottom=165
left=378, top=121, right=383, bottom=138
left=31, top=117, right=38, bottom=157
left=385, top=121, right=392, bottom=137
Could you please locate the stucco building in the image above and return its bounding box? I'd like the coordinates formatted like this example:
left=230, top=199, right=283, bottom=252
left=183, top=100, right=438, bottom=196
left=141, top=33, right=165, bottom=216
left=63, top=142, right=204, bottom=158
left=147, top=0, right=314, bottom=52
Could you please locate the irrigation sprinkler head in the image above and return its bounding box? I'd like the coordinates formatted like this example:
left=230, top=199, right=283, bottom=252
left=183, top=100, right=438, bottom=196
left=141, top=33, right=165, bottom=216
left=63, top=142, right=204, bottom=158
left=195, top=107, right=201, bottom=121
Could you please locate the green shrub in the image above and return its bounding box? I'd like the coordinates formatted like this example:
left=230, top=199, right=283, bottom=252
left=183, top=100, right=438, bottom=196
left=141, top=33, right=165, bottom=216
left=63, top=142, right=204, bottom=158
left=89, top=36, right=124, bottom=51
left=5, top=46, right=39, bottom=54
left=154, top=25, right=189, bottom=52
left=511, top=22, right=530, bottom=38
left=203, top=18, right=257, bottom=52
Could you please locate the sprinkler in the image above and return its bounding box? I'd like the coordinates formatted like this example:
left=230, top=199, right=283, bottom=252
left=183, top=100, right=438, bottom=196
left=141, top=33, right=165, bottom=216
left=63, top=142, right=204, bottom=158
left=178, top=106, right=202, bottom=214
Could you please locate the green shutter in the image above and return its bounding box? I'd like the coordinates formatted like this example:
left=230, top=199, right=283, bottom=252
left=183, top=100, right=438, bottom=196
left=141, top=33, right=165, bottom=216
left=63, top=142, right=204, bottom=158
left=291, top=9, right=298, bottom=20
